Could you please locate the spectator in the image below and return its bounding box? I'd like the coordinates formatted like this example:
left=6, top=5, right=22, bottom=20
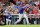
left=0, top=13, right=5, bottom=25
left=0, top=0, right=2, bottom=2
left=33, top=7, right=39, bottom=14
left=4, top=0, right=9, bottom=5
left=38, top=3, right=40, bottom=10
left=14, top=8, right=19, bottom=14
left=29, top=4, right=33, bottom=14
left=39, top=10, right=40, bottom=14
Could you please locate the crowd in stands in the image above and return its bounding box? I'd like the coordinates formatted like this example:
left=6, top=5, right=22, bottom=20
left=0, top=0, right=40, bottom=18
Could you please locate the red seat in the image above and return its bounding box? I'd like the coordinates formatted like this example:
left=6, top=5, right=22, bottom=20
left=29, top=15, right=32, bottom=17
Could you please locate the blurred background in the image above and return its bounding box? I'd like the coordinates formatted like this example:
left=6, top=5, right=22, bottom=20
left=0, top=0, right=40, bottom=25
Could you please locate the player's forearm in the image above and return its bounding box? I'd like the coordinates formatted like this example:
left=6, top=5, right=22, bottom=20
left=14, top=6, right=19, bottom=8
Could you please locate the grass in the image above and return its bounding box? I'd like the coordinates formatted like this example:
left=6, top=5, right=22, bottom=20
left=0, top=25, right=40, bottom=27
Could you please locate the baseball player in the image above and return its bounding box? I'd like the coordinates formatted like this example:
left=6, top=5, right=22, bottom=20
left=6, top=13, right=12, bottom=25
left=14, top=3, right=30, bottom=25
